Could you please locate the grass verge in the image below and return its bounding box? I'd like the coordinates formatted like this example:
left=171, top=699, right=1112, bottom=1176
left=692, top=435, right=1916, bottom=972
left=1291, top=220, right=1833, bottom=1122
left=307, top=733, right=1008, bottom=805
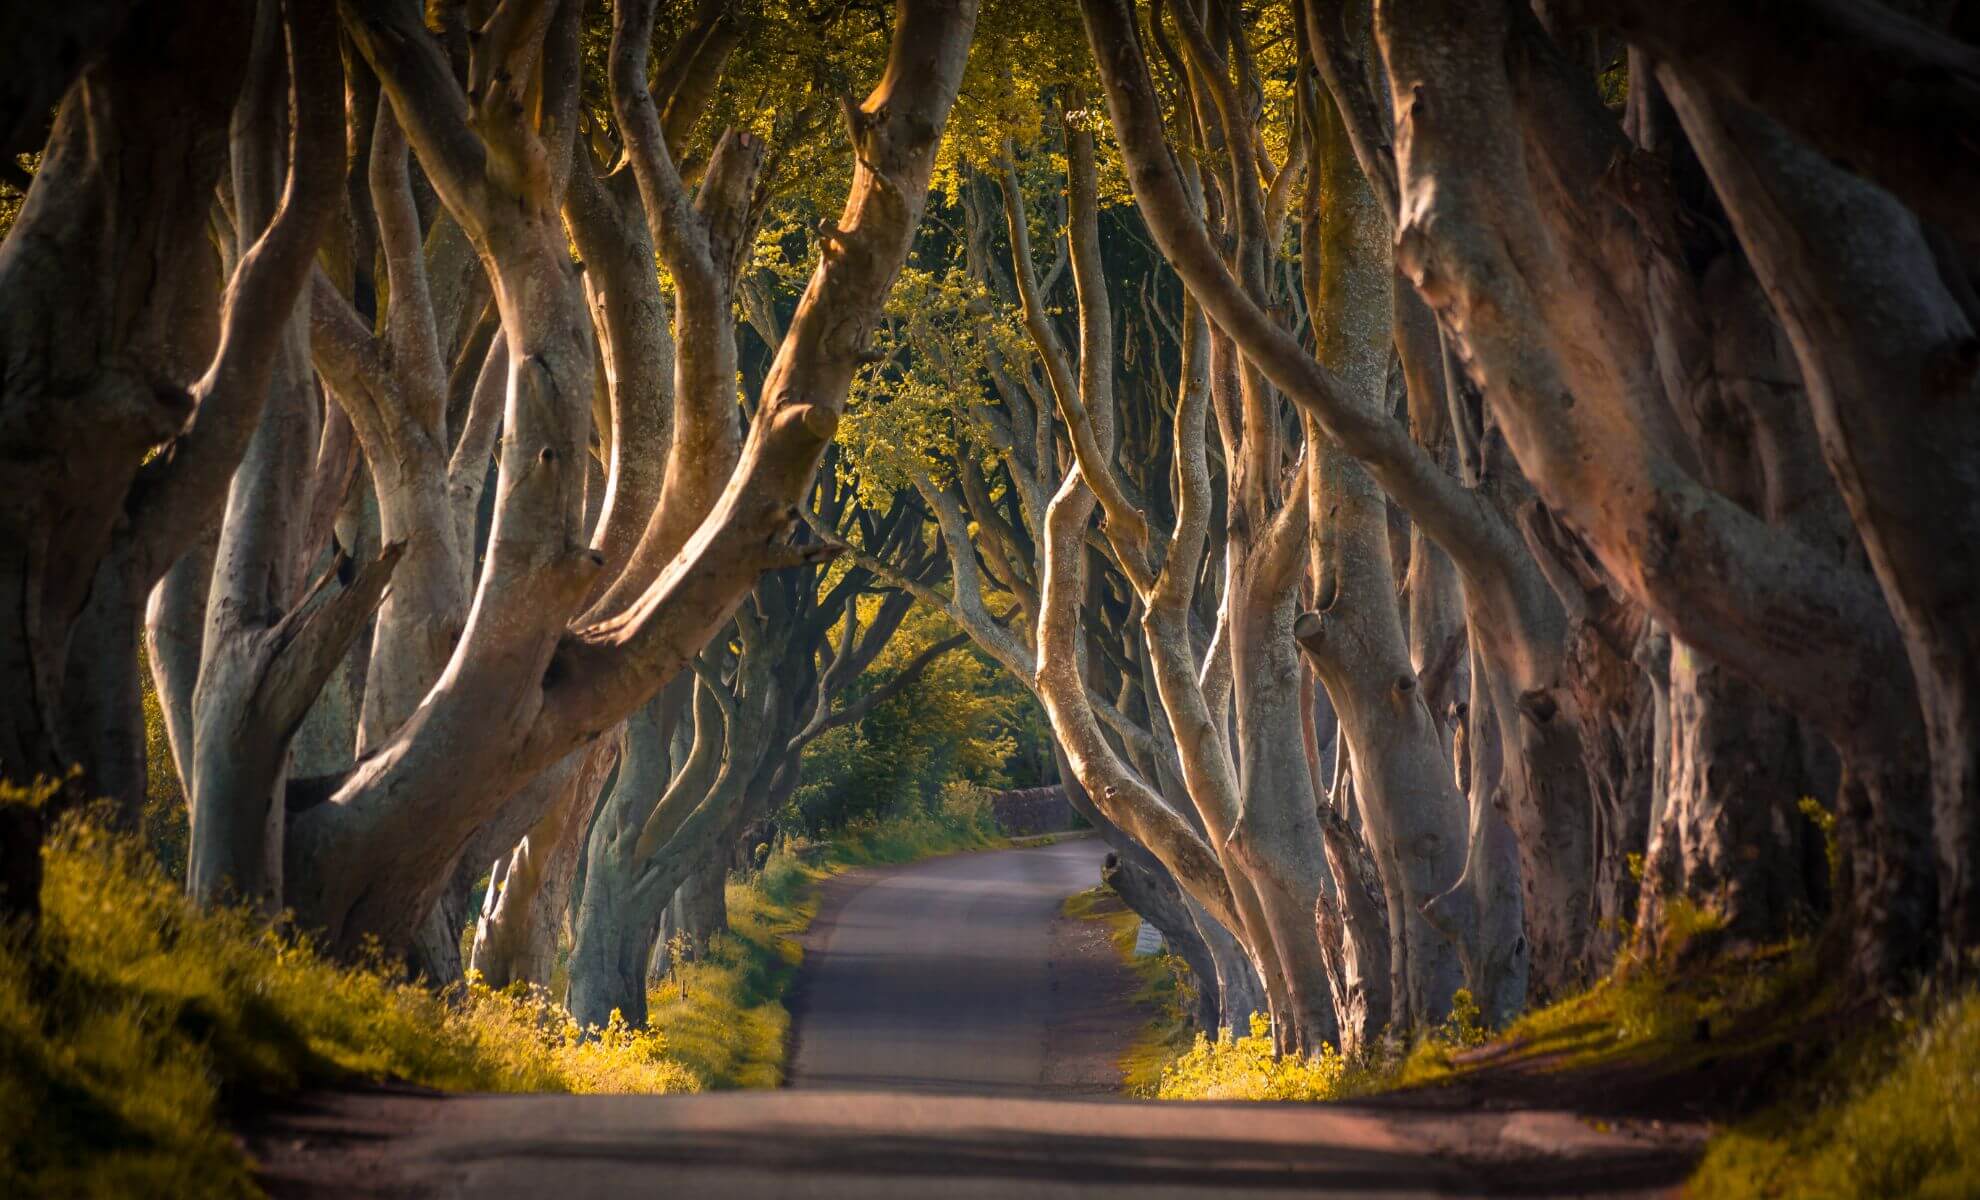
left=2, top=810, right=698, bottom=1199
left=1687, top=987, right=1979, bottom=1199
left=1061, top=885, right=1197, bottom=1095
left=2, top=792, right=1004, bottom=1196
left=1403, top=939, right=1980, bottom=1199
left=1096, top=884, right=1976, bottom=1200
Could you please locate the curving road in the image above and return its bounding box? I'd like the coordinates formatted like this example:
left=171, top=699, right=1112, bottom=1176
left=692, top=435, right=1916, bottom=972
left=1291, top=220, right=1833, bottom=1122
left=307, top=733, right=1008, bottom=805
left=249, top=840, right=1699, bottom=1199
left=788, top=835, right=1123, bottom=1094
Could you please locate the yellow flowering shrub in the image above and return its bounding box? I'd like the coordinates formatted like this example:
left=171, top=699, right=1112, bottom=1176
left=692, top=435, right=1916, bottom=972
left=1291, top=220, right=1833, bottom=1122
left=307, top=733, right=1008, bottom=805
left=1156, top=1012, right=1350, bottom=1101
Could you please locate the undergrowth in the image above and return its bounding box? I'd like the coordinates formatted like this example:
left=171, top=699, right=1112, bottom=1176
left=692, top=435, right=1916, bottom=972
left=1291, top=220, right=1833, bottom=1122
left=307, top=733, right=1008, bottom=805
left=1149, top=991, right=1487, bottom=1103
left=1130, top=892, right=1773, bottom=1104
left=1108, top=868, right=1977, bottom=1199
left=1157, top=1012, right=1353, bottom=1100
left=1060, top=881, right=1495, bottom=1102
left=645, top=789, right=1005, bottom=1089
left=1, top=811, right=697, bottom=1199
left=1690, top=989, right=1979, bottom=1199
left=2, top=790, right=1002, bottom=1195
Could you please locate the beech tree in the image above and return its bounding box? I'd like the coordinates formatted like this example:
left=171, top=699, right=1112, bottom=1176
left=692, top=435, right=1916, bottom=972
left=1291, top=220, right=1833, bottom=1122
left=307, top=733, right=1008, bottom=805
left=3, top=0, right=979, bottom=960
left=1075, top=0, right=1976, bottom=1002
left=2, top=0, right=343, bottom=929
left=5, top=0, right=1973, bottom=1066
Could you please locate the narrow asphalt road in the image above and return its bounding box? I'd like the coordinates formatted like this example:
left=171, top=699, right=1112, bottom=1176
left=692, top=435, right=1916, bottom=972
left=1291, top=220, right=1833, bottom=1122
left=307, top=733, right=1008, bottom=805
left=788, top=835, right=1121, bottom=1094
left=249, top=841, right=1699, bottom=1198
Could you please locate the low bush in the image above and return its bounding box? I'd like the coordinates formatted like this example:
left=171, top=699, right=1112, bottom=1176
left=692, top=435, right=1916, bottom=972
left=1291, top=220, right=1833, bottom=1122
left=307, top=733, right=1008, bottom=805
left=1156, top=1012, right=1351, bottom=1101
left=1150, top=988, right=1488, bottom=1103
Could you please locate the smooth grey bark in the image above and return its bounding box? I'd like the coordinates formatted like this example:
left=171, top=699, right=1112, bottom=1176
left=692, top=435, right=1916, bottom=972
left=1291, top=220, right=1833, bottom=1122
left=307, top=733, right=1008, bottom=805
left=1640, top=650, right=1827, bottom=949
left=1314, top=800, right=1397, bottom=1048
left=567, top=460, right=935, bottom=1025
left=1560, top=0, right=1980, bottom=249
left=62, top=561, right=148, bottom=824
left=673, top=855, right=729, bottom=947
left=1368, top=0, right=1932, bottom=994
left=1103, top=849, right=1219, bottom=1032
left=187, top=0, right=398, bottom=909
left=286, top=0, right=976, bottom=961
left=469, top=744, right=616, bottom=990
left=1429, top=644, right=1526, bottom=1025
left=1290, top=82, right=1467, bottom=1033
left=2, top=0, right=337, bottom=934
left=1659, top=70, right=1980, bottom=978
left=567, top=630, right=778, bottom=1031
left=567, top=693, right=684, bottom=1029
left=0, top=1, right=246, bottom=802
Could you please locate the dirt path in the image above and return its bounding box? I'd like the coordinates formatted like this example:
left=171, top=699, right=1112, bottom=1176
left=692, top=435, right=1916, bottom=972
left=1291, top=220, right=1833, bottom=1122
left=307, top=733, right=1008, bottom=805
left=245, top=841, right=1704, bottom=1198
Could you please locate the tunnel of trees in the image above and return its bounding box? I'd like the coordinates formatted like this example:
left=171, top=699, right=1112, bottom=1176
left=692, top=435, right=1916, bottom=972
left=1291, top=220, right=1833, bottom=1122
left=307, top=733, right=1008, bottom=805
left=2, top=0, right=1976, bottom=1058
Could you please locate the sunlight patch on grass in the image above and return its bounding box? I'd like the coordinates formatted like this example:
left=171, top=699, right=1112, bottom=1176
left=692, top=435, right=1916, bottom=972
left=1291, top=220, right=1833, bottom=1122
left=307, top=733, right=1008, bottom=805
left=0, top=789, right=1006, bottom=1193
left=1, top=807, right=697, bottom=1198
left=1690, top=990, right=1980, bottom=1200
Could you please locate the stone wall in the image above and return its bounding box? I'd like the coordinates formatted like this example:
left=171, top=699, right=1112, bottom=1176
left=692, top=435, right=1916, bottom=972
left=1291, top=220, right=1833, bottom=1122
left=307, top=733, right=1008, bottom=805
left=989, top=786, right=1082, bottom=837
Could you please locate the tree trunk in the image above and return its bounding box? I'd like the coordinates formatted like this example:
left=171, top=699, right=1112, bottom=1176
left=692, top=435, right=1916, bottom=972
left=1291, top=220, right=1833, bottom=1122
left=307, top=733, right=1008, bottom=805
left=568, top=696, right=679, bottom=1029
left=289, top=0, right=977, bottom=961
left=1293, top=93, right=1468, bottom=1033
left=1659, top=72, right=1980, bottom=979
left=188, top=1, right=389, bottom=908
left=468, top=739, right=616, bottom=988
left=674, top=855, right=728, bottom=946
left=1423, top=646, right=1527, bottom=1025
left=1103, top=849, right=1218, bottom=1032
left=1639, top=646, right=1826, bottom=953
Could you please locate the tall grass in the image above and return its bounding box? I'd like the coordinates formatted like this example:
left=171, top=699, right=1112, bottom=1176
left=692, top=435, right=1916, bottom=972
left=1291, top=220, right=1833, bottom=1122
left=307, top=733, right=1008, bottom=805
left=0, top=786, right=1006, bottom=1193
left=1, top=808, right=696, bottom=1198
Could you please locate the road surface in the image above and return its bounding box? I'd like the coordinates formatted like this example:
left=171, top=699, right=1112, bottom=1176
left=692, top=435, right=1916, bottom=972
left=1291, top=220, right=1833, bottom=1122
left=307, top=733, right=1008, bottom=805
left=249, top=840, right=1699, bottom=1198
left=788, top=835, right=1128, bottom=1093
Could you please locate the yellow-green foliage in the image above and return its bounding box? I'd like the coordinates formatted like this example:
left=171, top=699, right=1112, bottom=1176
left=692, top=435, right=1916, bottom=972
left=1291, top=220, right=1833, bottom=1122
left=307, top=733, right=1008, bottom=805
left=0, top=153, right=36, bottom=242
left=818, top=792, right=1002, bottom=868
left=1136, top=979, right=1495, bottom=1103
left=1, top=814, right=695, bottom=1199
left=644, top=795, right=1005, bottom=1089
left=1477, top=916, right=1820, bottom=1085
left=0, top=790, right=1003, bottom=1193
left=1156, top=1012, right=1351, bottom=1101
left=1064, top=870, right=1502, bottom=1103
left=1151, top=987, right=1493, bottom=1103
left=1691, top=991, right=1980, bottom=1200
left=640, top=871, right=805, bottom=1091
